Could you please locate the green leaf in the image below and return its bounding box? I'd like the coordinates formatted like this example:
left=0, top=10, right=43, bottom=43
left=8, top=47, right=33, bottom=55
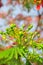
left=5, top=48, right=14, bottom=62
left=14, top=47, right=18, bottom=59
left=0, top=48, right=13, bottom=59
left=26, top=59, right=31, bottom=65
left=17, top=48, right=23, bottom=57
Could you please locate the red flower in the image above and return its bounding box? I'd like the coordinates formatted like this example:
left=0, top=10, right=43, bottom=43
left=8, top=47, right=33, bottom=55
left=36, top=5, right=41, bottom=10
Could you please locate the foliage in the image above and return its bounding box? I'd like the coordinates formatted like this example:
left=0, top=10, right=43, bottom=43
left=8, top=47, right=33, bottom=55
left=0, top=24, right=43, bottom=65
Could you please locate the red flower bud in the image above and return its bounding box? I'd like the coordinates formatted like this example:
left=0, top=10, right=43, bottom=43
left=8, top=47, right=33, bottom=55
left=36, top=5, right=41, bottom=10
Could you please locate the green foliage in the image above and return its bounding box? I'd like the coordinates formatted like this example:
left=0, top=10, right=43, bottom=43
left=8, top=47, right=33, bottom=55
left=0, top=24, right=43, bottom=65
left=23, top=0, right=34, bottom=11
left=26, top=59, right=31, bottom=65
